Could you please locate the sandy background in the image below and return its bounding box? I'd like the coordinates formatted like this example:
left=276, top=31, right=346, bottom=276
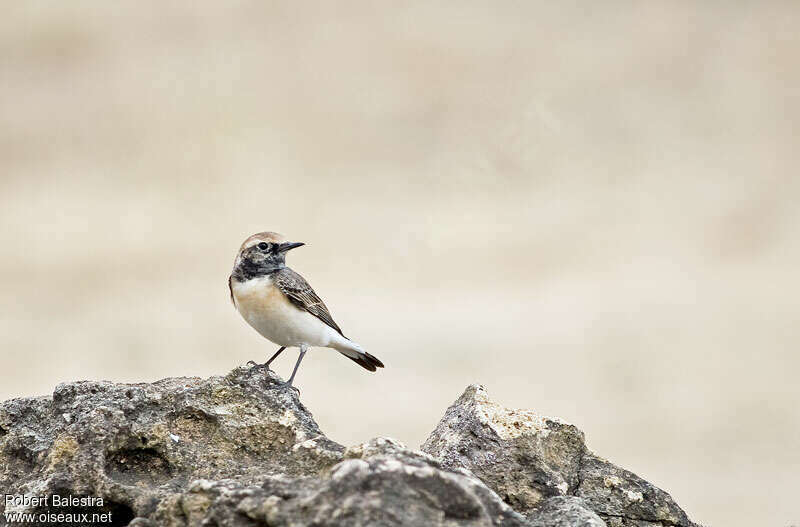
left=2, top=3, right=799, bottom=526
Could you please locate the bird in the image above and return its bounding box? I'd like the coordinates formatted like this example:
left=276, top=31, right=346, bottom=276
left=228, top=231, right=384, bottom=387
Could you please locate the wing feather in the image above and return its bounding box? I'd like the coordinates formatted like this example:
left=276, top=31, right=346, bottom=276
left=273, top=268, right=345, bottom=336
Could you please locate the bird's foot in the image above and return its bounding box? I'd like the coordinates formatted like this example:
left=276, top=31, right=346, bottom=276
left=246, top=360, right=272, bottom=372
left=267, top=381, right=300, bottom=395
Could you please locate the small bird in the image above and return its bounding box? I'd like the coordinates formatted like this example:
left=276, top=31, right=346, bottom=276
left=228, top=231, right=384, bottom=387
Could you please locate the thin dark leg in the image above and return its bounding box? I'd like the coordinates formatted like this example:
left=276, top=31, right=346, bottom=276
left=265, top=346, right=286, bottom=368
left=247, top=346, right=285, bottom=370
left=283, top=347, right=307, bottom=387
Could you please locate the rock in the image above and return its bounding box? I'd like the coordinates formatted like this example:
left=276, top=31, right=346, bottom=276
left=526, top=497, right=606, bottom=527
left=574, top=454, right=693, bottom=527
left=151, top=438, right=526, bottom=527
left=0, top=371, right=697, bottom=527
left=421, top=385, right=696, bottom=527
left=0, top=367, right=343, bottom=524
left=420, top=384, right=586, bottom=510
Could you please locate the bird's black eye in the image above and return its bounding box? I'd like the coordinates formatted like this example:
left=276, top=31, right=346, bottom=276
left=257, top=242, right=269, bottom=251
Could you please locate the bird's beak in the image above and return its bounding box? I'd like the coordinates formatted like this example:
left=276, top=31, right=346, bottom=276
left=278, top=242, right=305, bottom=253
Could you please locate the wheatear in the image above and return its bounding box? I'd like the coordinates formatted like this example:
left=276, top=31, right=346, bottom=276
left=229, top=232, right=384, bottom=387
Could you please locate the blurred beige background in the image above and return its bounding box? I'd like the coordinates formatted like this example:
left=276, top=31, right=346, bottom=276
left=2, top=3, right=799, bottom=526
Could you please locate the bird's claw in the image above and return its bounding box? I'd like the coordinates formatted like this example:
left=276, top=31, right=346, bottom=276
left=266, top=381, right=300, bottom=395
left=247, top=360, right=271, bottom=371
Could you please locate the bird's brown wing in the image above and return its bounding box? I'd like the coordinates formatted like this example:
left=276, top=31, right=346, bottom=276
left=273, top=268, right=345, bottom=337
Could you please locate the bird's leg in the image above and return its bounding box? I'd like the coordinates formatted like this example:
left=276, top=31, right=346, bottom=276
left=265, top=346, right=286, bottom=368
left=247, top=346, right=285, bottom=371
left=282, top=346, right=307, bottom=388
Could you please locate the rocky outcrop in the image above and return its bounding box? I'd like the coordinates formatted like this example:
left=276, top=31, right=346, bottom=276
left=0, top=368, right=697, bottom=527
left=421, top=385, right=586, bottom=511
left=135, top=438, right=525, bottom=527
left=422, top=385, right=695, bottom=527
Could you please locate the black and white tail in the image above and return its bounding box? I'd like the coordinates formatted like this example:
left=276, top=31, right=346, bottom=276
left=332, top=338, right=385, bottom=372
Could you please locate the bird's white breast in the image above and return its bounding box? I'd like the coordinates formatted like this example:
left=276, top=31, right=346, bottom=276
left=231, top=275, right=338, bottom=348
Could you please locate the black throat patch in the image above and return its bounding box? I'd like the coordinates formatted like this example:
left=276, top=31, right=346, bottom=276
left=231, top=257, right=284, bottom=281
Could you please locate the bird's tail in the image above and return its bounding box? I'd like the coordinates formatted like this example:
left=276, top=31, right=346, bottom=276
left=332, top=338, right=385, bottom=372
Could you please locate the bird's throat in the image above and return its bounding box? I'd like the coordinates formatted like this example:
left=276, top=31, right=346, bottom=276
left=232, top=259, right=284, bottom=281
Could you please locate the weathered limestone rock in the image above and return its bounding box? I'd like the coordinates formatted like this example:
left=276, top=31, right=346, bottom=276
left=421, top=385, right=696, bottom=527
left=574, top=454, right=693, bottom=527
left=526, top=497, right=606, bottom=527
left=0, top=367, right=343, bottom=524
left=0, top=371, right=696, bottom=527
left=144, top=438, right=526, bottom=527
left=421, top=384, right=586, bottom=511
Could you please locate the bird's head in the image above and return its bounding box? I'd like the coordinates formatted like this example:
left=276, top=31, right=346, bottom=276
left=233, top=232, right=304, bottom=279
